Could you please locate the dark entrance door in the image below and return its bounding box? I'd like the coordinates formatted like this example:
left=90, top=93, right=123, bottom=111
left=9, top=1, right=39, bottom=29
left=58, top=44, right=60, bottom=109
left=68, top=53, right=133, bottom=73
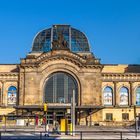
left=45, top=110, right=71, bottom=125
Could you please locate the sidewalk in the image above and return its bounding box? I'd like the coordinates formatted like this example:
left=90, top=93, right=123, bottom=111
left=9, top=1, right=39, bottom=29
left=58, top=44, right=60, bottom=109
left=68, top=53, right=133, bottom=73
left=0, top=126, right=140, bottom=139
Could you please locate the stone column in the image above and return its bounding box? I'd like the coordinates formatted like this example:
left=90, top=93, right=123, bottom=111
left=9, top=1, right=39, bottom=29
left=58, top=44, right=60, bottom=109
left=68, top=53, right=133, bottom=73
left=18, top=68, right=25, bottom=106
left=113, top=81, right=117, bottom=106
left=115, top=82, right=120, bottom=106
left=129, top=82, right=134, bottom=106
left=0, top=82, right=2, bottom=105
left=1, top=81, right=5, bottom=105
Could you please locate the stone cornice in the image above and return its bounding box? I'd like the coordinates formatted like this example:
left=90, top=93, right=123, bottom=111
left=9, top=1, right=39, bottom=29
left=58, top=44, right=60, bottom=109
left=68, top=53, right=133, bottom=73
left=20, top=50, right=102, bottom=69
left=0, top=72, right=18, bottom=76
left=36, top=50, right=87, bottom=64
left=0, top=72, right=18, bottom=81
left=38, top=55, right=85, bottom=67
left=102, top=73, right=140, bottom=82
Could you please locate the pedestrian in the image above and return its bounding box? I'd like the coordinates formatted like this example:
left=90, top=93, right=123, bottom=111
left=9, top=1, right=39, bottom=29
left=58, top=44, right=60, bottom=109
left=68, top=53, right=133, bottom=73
left=55, top=121, right=60, bottom=135
left=44, top=124, right=49, bottom=137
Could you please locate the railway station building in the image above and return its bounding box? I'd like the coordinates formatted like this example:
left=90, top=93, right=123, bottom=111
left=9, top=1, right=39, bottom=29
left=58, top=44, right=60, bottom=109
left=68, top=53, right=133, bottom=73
left=0, top=25, right=140, bottom=125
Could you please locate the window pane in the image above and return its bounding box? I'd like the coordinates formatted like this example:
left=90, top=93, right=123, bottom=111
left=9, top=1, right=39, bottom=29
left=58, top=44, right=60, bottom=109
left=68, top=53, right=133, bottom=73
left=32, top=28, right=51, bottom=52
left=136, top=87, right=140, bottom=105
left=122, top=113, right=129, bottom=121
left=71, top=28, right=90, bottom=52
left=106, top=113, right=113, bottom=121
left=120, top=87, right=128, bottom=105
left=7, top=86, right=17, bottom=105
left=32, top=25, right=90, bottom=53
left=103, top=87, right=113, bottom=105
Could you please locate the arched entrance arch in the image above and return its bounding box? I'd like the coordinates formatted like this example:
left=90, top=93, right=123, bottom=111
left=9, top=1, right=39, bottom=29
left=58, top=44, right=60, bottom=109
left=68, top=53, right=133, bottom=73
left=44, top=72, right=78, bottom=104
left=41, top=70, right=80, bottom=124
left=39, top=64, right=82, bottom=105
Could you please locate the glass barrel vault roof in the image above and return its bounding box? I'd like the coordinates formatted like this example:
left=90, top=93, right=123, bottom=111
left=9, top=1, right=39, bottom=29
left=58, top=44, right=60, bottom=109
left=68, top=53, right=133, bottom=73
left=32, top=25, right=90, bottom=53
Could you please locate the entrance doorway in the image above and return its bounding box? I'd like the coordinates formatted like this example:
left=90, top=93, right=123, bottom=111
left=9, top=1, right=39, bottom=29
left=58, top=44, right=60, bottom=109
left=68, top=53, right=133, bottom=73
left=44, top=72, right=79, bottom=125
left=45, top=110, right=71, bottom=125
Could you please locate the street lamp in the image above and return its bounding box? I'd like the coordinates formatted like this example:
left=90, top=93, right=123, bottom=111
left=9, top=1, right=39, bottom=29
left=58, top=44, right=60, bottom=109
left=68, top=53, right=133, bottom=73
left=134, top=105, right=139, bottom=137
left=71, top=89, right=75, bottom=136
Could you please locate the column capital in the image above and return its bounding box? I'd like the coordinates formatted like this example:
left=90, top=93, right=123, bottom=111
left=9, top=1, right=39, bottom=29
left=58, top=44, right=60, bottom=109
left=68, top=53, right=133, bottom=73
left=129, top=81, right=134, bottom=84
left=113, top=81, right=118, bottom=84
left=1, top=80, right=6, bottom=84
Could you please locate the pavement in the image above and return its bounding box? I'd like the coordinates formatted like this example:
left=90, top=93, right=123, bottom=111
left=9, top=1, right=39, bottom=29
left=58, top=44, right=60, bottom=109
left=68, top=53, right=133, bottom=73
left=0, top=126, right=140, bottom=139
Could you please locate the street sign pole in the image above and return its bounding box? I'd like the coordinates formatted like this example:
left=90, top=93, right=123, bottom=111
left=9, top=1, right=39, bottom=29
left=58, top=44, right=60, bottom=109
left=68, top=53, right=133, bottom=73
left=44, top=103, right=48, bottom=132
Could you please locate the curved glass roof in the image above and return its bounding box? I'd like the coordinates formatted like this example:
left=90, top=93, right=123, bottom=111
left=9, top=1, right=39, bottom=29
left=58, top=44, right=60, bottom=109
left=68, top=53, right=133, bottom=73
left=32, top=25, right=90, bottom=53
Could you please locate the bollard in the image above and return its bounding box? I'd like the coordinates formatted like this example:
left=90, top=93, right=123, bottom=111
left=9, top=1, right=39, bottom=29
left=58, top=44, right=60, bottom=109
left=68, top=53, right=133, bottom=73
left=80, top=131, right=82, bottom=140
left=70, top=123, right=72, bottom=135
left=120, top=132, right=122, bottom=140
left=40, top=132, right=42, bottom=139
left=135, top=129, right=137, bottom=138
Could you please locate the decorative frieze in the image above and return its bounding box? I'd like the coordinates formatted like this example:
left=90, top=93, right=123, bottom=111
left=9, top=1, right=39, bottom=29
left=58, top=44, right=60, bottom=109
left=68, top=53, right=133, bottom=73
left=102, top=73, right=140, bottom=82
left=0, top=73, right=18, bottom=81
left=20, top=50, right=102, bottom=70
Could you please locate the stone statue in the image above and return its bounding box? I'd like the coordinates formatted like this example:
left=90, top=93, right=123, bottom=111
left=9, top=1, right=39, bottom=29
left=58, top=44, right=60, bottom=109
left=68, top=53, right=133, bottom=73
left=52, top=32, right=69, bottom=50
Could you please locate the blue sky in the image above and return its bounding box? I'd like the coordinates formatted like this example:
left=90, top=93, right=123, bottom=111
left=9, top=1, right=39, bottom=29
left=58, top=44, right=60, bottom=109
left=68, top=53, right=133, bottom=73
left=0, top=0, right=140, bottom=64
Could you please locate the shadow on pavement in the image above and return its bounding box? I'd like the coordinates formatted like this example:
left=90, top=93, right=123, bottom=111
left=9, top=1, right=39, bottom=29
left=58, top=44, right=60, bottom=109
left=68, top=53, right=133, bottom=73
left=1, top=136, right=60, bottom=140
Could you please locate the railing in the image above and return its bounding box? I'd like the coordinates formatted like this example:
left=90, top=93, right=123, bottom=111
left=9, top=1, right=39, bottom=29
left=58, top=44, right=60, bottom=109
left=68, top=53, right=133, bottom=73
left=0, top=130, right=139, bottom=140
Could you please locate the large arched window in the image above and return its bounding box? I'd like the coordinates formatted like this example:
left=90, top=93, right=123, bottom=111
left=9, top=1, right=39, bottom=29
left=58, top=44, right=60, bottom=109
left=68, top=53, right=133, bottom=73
left=7, top=86, right=17, bottom=105
left=44, top=72, right=78, bottom=104
left=103, top=86, right=113, bottom=106
left=119, top=87, right=129, bottom=105
left=136, top=87, right=140, bottom=105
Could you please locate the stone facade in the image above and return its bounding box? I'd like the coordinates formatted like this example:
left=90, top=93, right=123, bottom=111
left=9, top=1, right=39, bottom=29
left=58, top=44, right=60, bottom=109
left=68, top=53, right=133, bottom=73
left=0, top=25, right=140, bottom=125
left=19, top=50, right=102, bottom=106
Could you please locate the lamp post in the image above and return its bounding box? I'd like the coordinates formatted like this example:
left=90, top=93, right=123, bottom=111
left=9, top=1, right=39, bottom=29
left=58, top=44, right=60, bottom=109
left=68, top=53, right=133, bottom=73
left=134, top=105, right=138, bottom=137
left=134, top=105, right=136, bottom=121
left=71, top=89, right=75, bottom=136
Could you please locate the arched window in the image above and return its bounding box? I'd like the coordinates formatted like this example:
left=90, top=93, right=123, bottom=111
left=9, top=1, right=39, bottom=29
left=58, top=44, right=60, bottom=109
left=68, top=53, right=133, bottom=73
left=136, top=87, right=140, bottom=105
left=103, top=86, right=113, bottom=106
left=7, top=86, right=17, bottom=105
left=44, top=72, right=78, bottom=104
left=119, top=87, right=129, bottom=105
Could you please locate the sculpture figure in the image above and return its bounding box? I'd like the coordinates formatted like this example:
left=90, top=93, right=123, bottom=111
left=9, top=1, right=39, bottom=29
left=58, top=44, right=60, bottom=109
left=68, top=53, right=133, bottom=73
left=52, top=32, right=69, bottom=50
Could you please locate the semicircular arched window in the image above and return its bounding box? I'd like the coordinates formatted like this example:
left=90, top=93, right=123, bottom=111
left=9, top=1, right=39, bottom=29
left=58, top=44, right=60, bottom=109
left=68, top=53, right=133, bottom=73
left=136, top=87, right=140, bottom=106
left=7, top=86, right=17, bottom=106
left=119, top=87, right=129, bottom=106
left=44, top=72, right=78, bottom=104
left=103, top=86, right=113, bottom=106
